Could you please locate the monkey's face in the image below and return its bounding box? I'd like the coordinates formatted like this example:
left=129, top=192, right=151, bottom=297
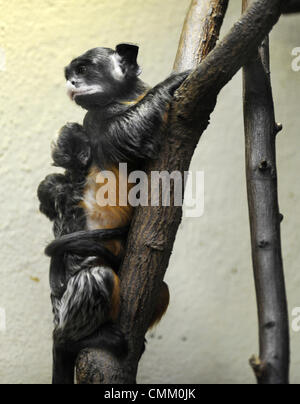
left=64, top=44, right=141, bottom=110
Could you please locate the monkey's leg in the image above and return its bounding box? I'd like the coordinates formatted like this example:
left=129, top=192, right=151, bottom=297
left=149, top=281, right=170, bottom=328
left=52, top=344, right=77, bottom=385
left=72, top=322, right=128, bottom=359
left=52, top=123, right=91, bottom=172
left=52, top=322, right=128, bottom=385
left=51, top=294, right=76, bottom=385
left=53, top=265, right=121, bottom=342
left=135, top=282, right=170, bottom=361
left=51, top=266, right=125, bottom=384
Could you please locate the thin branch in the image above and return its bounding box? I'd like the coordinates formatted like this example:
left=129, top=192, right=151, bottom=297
left=76, top=0, right=286, bottom=384
left=282, top=0, right=300, bottom=13
left=243, top=0, right=289, bottom=385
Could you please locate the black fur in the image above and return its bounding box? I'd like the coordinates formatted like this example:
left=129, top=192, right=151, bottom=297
left=52, top=323, right=128, bottom=384
left=46, top=228, right=127, bottom=299
left=38, top=43, right=190, bottom=384
left=52, top=123, right=91, bottom=172
left=83, top=71, right=190, bottom=168
left=46, top=228, right=127, bottom=300
left=45, top=227, right=128, bottom=261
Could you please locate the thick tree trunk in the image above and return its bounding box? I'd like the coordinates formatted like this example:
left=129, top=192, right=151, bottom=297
left=76, top=0, right=286, bottom=384
left=243, top=0, right=289, bottom=385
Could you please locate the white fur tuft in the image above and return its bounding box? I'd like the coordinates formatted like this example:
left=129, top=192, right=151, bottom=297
left=111, top=54, right=125, bottom=81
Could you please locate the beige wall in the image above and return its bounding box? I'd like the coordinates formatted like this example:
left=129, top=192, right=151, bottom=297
left=0, top=0, right=299, bottom=384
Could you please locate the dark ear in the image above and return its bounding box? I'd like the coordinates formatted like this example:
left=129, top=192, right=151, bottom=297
left=115, top=43, right=141, bottom=77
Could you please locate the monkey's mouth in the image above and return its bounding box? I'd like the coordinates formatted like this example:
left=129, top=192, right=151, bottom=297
left=68, top=89, right=99, bottom=101
left=68, top=89, right=88, bottom=101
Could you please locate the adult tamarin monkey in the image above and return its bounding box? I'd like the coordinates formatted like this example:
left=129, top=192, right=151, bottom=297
left=38, top=43, right=190, bottom=384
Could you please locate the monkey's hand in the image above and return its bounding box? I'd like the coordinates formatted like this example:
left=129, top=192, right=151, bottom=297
left=52, top=123, right=91, bottom=172
left=159, top=70, right=191, bottom=97
left=38, top=174, right=73, bottom=221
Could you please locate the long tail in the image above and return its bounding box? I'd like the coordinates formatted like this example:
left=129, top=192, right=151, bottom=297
left=47, top=227, right=128, bottom=299
left=45, top=227, right=128, bottom=256
left=45, top=227, right=128, bottom=269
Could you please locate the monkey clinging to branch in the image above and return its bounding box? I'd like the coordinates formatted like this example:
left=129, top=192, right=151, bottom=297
left=38, top=43, right=190, bottom=384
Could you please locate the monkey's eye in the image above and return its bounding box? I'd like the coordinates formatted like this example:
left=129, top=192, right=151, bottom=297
left=76, top=65, right=87, bottom=75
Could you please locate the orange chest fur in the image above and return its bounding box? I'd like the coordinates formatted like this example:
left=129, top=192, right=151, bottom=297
left=80, top=165, right=134, bottom=231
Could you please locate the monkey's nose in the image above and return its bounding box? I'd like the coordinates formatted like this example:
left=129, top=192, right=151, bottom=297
left=67, top=80, right=78, bottom=89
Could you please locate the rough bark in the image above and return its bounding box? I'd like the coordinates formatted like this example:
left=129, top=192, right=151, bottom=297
left=243, top=0, right=289, bottom=385
left=76, top=0, right=286, bottom=384
left=174, top=0, right=229, bottom=71
left=282, top=0, right=300, bottom=13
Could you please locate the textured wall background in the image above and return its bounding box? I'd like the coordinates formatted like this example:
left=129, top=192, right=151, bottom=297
left=0, top=0, right=299, bottom=384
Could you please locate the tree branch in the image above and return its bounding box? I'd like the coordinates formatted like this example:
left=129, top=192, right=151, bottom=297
left=174, top=0, right=230, bottom=71
left=243, top=0, right=289, bottom=385
left=174, top=0, right=284, bottom=124
left=76, top=0, right=286, bottom=384
left=282, top=0, right=300, bottom=13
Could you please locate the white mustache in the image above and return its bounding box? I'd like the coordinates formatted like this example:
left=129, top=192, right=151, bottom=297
left=66, top=81, right=103, bottom=100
